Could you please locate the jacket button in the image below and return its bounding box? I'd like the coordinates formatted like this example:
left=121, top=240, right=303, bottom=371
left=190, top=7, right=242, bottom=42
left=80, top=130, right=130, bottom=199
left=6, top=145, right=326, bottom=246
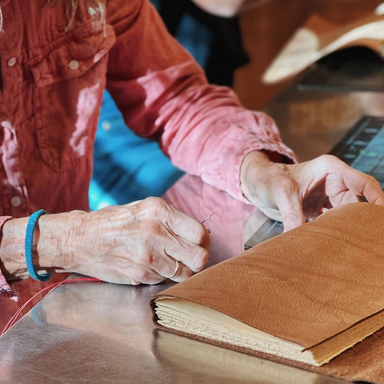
left=10, top=196, right=21, bottom=207
left=7, top=57, right=17, bottom=67
left=68, top=60, right=80, bottom=70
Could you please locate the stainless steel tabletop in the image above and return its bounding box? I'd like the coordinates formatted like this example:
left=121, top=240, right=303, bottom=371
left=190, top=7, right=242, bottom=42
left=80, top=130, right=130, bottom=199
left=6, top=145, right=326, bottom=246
left=1, top=84, right=383, bottom=384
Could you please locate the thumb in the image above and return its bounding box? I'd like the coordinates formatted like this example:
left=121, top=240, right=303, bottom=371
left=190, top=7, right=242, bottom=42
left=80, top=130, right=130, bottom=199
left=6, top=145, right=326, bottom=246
left=272, top=184, right=305, bottom=232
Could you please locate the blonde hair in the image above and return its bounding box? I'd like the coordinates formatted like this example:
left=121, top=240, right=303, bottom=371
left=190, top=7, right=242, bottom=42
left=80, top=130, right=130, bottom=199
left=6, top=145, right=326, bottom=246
left=0, top=0, right=105, bottom=32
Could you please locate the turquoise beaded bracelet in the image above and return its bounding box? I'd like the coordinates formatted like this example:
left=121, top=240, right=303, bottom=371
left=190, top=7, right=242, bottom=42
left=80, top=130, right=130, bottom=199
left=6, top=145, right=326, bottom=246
left=25, top=209, right=51, bottom=282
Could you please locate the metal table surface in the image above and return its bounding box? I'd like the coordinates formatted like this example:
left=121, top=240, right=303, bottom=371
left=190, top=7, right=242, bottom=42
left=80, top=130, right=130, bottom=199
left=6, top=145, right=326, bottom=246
left=1, top=84, right=384, bottom=384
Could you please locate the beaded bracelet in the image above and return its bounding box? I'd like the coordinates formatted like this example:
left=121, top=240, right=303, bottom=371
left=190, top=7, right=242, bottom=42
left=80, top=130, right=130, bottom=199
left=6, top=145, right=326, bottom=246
left=25, top=209, right=52, bottom=282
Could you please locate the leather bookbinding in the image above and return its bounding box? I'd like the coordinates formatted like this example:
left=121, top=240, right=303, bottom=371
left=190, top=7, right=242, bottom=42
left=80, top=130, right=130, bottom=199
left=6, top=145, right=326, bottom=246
left=151, top=203, right=384, bottom=383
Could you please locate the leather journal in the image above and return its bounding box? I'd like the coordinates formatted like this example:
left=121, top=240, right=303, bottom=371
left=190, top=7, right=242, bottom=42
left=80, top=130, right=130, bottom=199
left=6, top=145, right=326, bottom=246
left=150, top=203, right=384, bottom=383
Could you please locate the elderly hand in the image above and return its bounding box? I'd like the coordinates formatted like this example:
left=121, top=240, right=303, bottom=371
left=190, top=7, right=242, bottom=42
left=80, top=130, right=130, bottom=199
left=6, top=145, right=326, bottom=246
left=240, top=151, right=384, bottom=232
left=1, top=198, right=210, bottom=285
left=64, top=198, right=210, bottom=284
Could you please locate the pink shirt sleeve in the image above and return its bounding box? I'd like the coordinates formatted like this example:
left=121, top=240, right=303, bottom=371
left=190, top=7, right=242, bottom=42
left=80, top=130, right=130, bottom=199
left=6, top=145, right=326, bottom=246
left=106, top=1, right=296, bottom=203
left=0, top=217, right=15, bottom=297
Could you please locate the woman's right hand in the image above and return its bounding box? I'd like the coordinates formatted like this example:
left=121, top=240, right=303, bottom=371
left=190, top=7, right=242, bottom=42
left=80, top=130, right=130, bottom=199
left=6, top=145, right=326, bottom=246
left=0, top=198, right=211, bottom=285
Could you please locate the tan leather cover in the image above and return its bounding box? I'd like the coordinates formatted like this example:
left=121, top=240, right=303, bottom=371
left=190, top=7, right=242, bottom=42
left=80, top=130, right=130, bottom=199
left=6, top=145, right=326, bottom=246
left=150, top=203, right=384, bottom=383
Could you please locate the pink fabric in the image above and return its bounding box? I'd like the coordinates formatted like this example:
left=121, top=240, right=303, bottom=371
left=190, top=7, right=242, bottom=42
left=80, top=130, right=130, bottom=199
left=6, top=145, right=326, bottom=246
left=0, top=0, right=295, bottom=288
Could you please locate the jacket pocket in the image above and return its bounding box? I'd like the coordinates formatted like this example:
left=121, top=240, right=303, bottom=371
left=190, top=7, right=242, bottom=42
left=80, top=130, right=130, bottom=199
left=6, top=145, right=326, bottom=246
left=29, top=25, right=116, bottom=172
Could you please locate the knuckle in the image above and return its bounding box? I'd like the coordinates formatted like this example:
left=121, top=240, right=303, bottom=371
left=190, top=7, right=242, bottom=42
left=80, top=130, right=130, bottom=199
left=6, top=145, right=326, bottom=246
left=136, top=250, right=153, bottom=266
left=365, top=176, right=382, bottom=193
left=319, top=154, right=335, bottom=163
left=368, top=175, right=380, bottom=185
left=193, top=248, right=209, bottom=271
left=194, top=225, right=206, bottom=245
left=143, top=196, right=168, bottom=213
left=317, top=154, right=339, bottom=168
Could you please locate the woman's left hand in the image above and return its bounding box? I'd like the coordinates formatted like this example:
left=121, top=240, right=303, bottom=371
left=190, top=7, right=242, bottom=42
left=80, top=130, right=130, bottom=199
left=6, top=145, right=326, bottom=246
left=240, top=151, right=384, bottom=232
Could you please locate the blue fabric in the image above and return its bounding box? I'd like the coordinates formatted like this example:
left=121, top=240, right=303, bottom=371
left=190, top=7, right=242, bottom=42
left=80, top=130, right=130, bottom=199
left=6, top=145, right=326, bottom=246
left=175, top=12, right=212, bottom=68
left=150, top=0, right=212, bottom=68
left=90, top=0, right=244, bottom=210
left=89, top=92, right=184, bottom=211
left=89, top=1, right=212, bottom=211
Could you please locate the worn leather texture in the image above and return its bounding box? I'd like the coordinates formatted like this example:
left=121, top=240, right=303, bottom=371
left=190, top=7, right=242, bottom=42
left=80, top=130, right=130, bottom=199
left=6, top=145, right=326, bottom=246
left=151, top=202, right=384, bottom=383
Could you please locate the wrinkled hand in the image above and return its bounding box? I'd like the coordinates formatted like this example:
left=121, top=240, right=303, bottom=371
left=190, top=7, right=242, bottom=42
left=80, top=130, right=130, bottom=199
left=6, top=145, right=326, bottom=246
left=65, top=197, right=210, bottom=285
left=240, top=151, right=384, bottom=232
